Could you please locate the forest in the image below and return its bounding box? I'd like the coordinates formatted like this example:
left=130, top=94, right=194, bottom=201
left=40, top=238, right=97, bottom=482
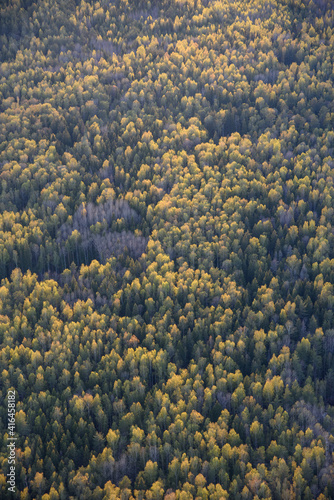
left=0, top=0, right=334, bottom=498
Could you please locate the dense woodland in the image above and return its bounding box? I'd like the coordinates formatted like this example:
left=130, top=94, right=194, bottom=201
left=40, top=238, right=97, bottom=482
left=1, top=0, right=334, bottom=498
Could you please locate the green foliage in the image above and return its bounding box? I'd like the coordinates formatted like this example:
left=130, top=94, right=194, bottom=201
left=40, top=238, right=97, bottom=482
left=1, top=0, right=334, bottom=498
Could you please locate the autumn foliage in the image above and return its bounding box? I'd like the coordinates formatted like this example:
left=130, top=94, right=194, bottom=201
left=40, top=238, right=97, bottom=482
left=1, top=0, right=334, bottom=498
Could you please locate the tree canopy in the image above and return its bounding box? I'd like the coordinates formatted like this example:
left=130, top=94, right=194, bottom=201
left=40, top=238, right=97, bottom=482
left=1, top=0, right=334, bottom=498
